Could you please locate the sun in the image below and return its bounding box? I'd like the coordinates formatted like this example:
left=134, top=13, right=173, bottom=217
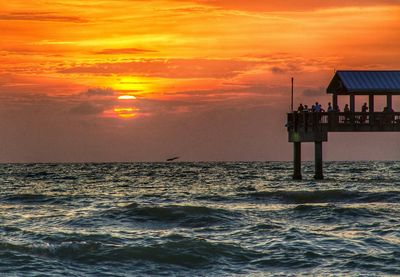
left=112, top=93, right=139, bottom=119
left=118, top=95, right=136, bottom=100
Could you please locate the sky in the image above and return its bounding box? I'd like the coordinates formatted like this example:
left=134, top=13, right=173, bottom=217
left=1, top=0, right=400, bottom=162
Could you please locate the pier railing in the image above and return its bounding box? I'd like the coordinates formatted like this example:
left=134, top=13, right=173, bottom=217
left=287, top=112, right=400, bottom=132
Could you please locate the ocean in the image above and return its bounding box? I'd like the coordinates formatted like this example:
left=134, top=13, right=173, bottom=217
left=0, top=162, right=399, bottom=276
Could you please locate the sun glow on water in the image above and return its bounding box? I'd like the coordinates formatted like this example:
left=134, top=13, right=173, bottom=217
left=113, top=107, right=138, bottom=118
left=112, top=86, right=139, bottom=119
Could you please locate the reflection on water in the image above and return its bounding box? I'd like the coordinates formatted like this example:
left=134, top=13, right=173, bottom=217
left=0, top=162, right=399, bottom=275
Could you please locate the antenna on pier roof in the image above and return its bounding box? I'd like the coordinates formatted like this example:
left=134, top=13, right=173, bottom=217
left=291, top=77, right=294, bottom=112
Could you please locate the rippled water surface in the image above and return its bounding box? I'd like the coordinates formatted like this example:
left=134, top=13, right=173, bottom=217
left=1, top=162, right=400, bottom=276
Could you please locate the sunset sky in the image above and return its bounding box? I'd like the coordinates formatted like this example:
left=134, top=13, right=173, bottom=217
left=1, top=0, right=400, bottom=162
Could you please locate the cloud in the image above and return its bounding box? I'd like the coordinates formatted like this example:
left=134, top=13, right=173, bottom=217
left=84, top=88, right=115, bottom=96
left=0, top=77, right=118, bottom=117
left=59, top=59, right=262, bottom=79
left=94, top=48, right=157, bottom=55
left=302, top=87, right=325, bottom=97
left=69, top=87, right=120, bottom=115
left=193, top=0, right=400, bottom=12
left=158, top=5, right=216, bottom=14
left=69, top=102, right=105, bottom=115
left=271, top=66, right=287, bottom=74
left=0, top=12, right=87, bottom=23
left=134, top=82, right=291, bottom=118
left=0, top=74, right=85, bottom=96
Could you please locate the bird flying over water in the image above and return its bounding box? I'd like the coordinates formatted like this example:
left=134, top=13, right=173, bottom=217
left=166, top=156, right=179, bottom=162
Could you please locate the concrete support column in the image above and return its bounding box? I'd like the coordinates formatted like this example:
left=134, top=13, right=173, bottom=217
left=369, top=94, right=374, bottom=112
left=333, top=94, right=338, bottom=110
left=350, top=94, right=355, bottom=124
left=293, top=142, right=302, bottom=180
left=331, top=94, right=339, bottom=127
left=387, top=94, right=392, bottom=110
left=350, top=94, right=355, bottom=112
left=369, top=94, right=374, bottom=124
left=314, top=141, right=323, bottom=180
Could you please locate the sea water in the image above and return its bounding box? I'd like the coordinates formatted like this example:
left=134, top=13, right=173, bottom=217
left=0, top=162, right=399, bottom=276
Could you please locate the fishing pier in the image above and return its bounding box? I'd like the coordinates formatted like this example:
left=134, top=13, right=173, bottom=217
left=286, top=70, right=400, bottom=179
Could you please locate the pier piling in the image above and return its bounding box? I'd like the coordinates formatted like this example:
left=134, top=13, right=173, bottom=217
left=293, top=142, right=302, bottom=180
left=314, top=141, right=323, bottom=180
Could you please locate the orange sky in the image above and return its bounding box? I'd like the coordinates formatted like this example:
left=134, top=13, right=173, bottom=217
left=1, top=0, right=400, bottom=162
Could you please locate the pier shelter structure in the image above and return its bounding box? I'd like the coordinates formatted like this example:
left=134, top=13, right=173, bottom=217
left=287, top=70, right=400, bottom=180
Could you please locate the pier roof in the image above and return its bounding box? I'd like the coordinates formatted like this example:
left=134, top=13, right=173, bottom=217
left=327, top=70, right=400, bottom=95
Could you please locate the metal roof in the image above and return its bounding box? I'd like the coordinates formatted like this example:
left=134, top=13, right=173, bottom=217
left=327, top=70, right=400, bottom=95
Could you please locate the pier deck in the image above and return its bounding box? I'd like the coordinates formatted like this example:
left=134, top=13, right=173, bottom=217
left=286, top=70, right=400, bottom=180
left=287, top=112, right=400, bottom=140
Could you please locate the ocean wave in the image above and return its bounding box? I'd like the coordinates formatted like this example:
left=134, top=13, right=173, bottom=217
left=2, top=162, right=400, bottom=275
left=0, top=235, right=258, bottom=268
left=247, top=190, right=400, bottom=204
left=102, top=203, right=239, bottom=227
left=290, top=204, right=384, bottom=223
left=193, top=194, right=232, bottom=202
left=1, top=194, right=73, bottom=205
left=342, top=252, right=400, bottom=274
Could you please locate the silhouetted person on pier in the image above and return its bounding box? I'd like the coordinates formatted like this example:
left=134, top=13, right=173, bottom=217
left=327, top=102, right=333, bottom=112
left=361, top=103, right=368, bottom=113
left=390, top=107, right=395, bottom=123
left=297, top=104, right=304, bottom=112
left=302, top=105, right=310, bottom=128
left=386, top=106, right=394, bottom=113
left=314, top=102, right=321, bottom=112
left=383, top=106, right=395, bottom=123
left=327, top=102, right=336, bottom=126
left=344, top=104, right=350, bottom=123
left=295, top=103, right=305, bottom=128
left=361, top=103, right=368, bottom=123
